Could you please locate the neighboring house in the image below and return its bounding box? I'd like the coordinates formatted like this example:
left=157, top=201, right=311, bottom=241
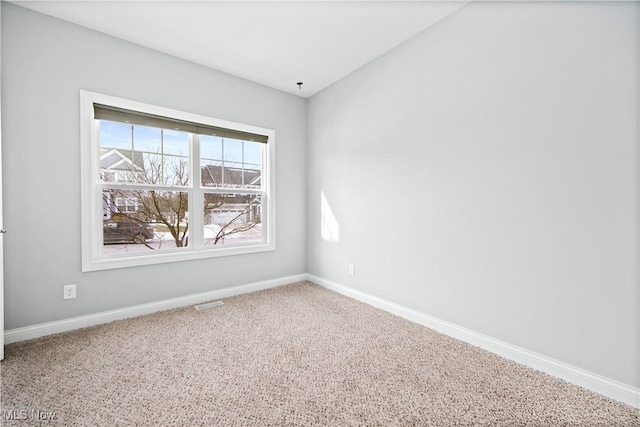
left=100, top=148, right=144, bottom=220
left=201, top=164, right=261, bottom=189
left=201, top=164, right=262, bottom=226
left=100, top=148, right=144, bottom=183
left=101, top=149, right=261, bottom=225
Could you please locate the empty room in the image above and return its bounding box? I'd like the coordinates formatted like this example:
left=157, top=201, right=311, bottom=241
left=1, top=0, right=639, bottom=425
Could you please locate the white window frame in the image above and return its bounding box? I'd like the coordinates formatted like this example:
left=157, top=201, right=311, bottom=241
left=80, top=90, right=275, bottom=272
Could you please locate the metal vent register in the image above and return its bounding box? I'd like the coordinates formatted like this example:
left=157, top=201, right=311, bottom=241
left=195, top=301, right=224, bottom=310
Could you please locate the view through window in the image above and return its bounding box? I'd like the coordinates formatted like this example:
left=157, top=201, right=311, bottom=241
left=81, top=91, right=274, bottom=271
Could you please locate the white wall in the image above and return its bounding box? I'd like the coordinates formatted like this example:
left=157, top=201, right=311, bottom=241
left=307, top=1, right=639, bottom=388
left=1, top=3, right=307, bottom=329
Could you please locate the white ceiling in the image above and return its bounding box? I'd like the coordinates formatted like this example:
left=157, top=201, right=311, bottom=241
left=11, top=1, right=468, bottom=98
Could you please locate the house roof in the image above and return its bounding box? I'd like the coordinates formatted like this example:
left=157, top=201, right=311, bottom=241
left=100, top=148, right=144, bottom=172
left=202, top=164, right=261, bottom=188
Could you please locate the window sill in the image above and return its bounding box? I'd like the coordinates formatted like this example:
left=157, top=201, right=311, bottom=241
left=82, top=242, right=275, bottom=272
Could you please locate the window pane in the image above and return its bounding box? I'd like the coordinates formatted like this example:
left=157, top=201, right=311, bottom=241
left=224, top=162, right=244, bottom=187
left=100, top=121, right=135, bottom=183
left=244, top=165, right=262, bottom=189
left=163, top=129, right=189, bottom=156
left=244, top=141, right=262, bottom=165
left=244, top=141, right=262, bottom=188
left=100, top=151, right=137, bottom=183
left=201, top=138, right=263, bottom=189
left=163, top=155, right=190, bottom=186
left=203, top=193, right=262, bottom=246
left=127, top=126, right=190, bottom=185
left=102, top=189, right=189, bottom=253
left=201, top=162, right=222, bottom=187
left=141, top=153, right=189, bottom=186
left=134, top=126, right=161, bottom=185
left=201, top=135, right=223, bottom=160
left=141, top=153, right=162, bottom=183
left=133, top=125, right=161, bottom=153
left=223, top=138, right=243, bottom=162
left=99, top=121, right=132, bottom=151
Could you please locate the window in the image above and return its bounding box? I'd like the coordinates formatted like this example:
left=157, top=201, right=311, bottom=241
left=114, top=197, right=138, bottom=213
left=81, top=91, right=275, bottom=271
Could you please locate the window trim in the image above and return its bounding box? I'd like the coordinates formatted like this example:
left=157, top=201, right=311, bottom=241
left=80, top=90, right=275, bottom=272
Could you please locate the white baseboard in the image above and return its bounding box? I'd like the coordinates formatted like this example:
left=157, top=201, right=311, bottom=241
left=4, top=274, right=307, bottom=345
left=306, top=274, right=640, bottom=409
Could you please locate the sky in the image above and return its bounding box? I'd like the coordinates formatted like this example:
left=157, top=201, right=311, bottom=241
left=99, top=120, right=263, bottom=168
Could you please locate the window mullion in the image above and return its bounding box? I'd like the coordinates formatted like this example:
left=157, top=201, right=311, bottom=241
left=221, top=139, right=225, bottom=187
left=130, top=125, right=137, bottom=183
left=200, top=188, right=263, bottom=196
left=98, top=182, right=189, bottom=192
left=160, top=129, right=164, bottom=184
left=190, top=133, right=204, bottom=249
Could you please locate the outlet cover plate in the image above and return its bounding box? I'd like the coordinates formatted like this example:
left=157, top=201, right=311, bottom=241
left=63, top=284, right=77, bottom=299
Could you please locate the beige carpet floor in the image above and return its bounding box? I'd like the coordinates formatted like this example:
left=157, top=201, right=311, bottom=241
left=1, top=281, right=639, bottom=426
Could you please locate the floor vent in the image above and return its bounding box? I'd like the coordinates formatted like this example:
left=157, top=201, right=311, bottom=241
left=195, top=301, right=224, bottom=310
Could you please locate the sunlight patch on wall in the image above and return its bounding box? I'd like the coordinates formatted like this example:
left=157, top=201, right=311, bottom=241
left=321, top=191, right=339, bottom=242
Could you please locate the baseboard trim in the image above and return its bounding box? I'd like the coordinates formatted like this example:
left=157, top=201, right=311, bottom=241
left=306, top=274, right=640, bottom=409
left=4, top=274, right=307, bottom=345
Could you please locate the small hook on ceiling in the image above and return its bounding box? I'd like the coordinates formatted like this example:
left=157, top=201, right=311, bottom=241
left=297, top=82, right=303, bottom=90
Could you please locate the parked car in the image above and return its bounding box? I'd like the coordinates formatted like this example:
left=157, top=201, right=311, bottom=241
left=103, top=221, right=155, bottom=244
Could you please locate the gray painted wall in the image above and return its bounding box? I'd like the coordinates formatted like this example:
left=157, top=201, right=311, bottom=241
left=1, top=3, right=307, bottom=329
left=307, top=2, right=639, bottom=387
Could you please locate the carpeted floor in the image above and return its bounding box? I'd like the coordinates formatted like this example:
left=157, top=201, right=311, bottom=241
left=1, top=281, right=639, bottom=426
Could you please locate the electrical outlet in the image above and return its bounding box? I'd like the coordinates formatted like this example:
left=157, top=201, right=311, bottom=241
left=63, top=284, right=77, bottom=300
left=348, top=263, right=355, bottom=275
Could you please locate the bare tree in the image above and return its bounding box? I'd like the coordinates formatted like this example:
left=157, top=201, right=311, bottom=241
left=206, top=195, right=261, bottom=244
